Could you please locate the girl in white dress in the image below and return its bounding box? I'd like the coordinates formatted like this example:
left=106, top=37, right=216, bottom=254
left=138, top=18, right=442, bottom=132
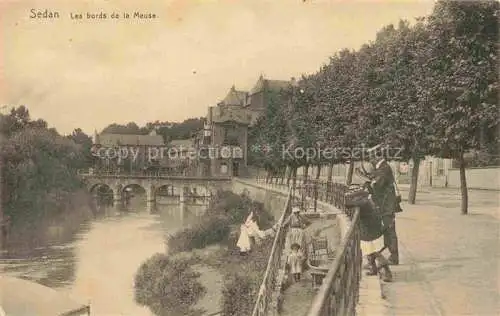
left=287, top=243, right=304, bottom=281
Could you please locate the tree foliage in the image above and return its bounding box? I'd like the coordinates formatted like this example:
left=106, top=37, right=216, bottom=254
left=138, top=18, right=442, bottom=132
left=0, top=106, right=94, bottom=249
left=101, top=118, right=205, bottom=143
left=134, top=254, right=206, bottom=316
left=248, top=0, right=499, bottom=213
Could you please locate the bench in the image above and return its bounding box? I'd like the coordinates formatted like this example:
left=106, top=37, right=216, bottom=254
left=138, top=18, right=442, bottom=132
left=307, top=236, right=335, bottom=288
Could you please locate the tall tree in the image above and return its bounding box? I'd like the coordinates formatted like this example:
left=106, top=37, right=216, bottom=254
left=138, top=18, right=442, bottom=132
left=370, top=20, right=434, bottom=204
left=426, top=0, right=499, bottom=214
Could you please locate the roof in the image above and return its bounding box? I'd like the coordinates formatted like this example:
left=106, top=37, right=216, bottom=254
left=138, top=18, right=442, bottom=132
left=169, top=139, right=193, bottom=148
left=95, top=133, right=164, bottom=146
left=220, top=86, right=248, bottom=106
left=249, top=75, right=290, bottom=95
left=0, top=276, right=89, bottom=316
left=211, top=106, right=252, bottom=125
left=248, top=110, right=264, bottom=127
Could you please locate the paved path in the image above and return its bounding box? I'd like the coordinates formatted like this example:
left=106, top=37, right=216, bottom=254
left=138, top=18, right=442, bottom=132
left=359, top=187, right=500, bottom=316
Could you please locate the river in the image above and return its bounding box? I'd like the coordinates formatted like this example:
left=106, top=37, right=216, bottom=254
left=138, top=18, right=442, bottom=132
left=0, top=198, right=206, bottom=315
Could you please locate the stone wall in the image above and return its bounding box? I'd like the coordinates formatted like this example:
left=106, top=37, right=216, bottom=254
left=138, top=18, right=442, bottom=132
left=232, top=178, right=353, bottom=239
left=232, top=178, right=291, bottom=220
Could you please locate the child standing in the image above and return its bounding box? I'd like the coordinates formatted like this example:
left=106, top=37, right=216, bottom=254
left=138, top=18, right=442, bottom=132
left=287, top=243, right=304, bottom=282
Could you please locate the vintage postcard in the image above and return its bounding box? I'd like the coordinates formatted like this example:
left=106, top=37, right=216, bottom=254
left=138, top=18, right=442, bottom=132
left=0, top=1, right=498, bottom=315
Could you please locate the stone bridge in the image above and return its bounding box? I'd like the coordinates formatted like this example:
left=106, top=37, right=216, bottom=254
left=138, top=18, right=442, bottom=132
left=79, top=172, right=232, bottom=207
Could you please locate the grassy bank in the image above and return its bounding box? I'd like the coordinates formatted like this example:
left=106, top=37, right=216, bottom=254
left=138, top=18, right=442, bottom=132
left=134, top=190, right=276, bottom=316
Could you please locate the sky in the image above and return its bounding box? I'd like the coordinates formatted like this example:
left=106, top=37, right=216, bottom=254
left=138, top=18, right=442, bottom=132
left=1, top=0, right=435, bottom=135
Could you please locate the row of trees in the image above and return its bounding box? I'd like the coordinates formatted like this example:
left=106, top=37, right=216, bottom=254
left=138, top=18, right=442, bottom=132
left=249, top=0, right=499, bottom=214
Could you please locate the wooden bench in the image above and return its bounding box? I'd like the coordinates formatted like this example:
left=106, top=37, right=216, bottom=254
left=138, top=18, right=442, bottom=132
left=307, top=236, right=335, bottom=288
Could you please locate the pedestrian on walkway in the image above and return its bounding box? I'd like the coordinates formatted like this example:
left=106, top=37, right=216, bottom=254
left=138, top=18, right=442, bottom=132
left=287, top=243, right=304, bottom=282
left=345, top=183, right=393, bottom=282
left=366, top=144, right=399, bottom=265
left=236, top=211, right=265, bottom=255
left=283, top=207, right=309, bottom=253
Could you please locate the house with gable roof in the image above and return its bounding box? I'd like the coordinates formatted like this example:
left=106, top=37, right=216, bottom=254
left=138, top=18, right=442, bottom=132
left=198, top=75, right=292, bottom=177
left=92, top=129, right=165, bottom=173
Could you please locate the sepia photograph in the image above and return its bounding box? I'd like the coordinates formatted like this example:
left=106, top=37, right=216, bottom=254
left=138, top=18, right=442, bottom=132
left=0, top=0, right=498, bottom=315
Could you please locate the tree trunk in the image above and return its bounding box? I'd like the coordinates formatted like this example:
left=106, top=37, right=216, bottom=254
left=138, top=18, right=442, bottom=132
left=286, top=165, right=292, bottom=187
left=304, top=164, right=309, bottom=182
left=265, top=168, right=271, bottom=184
left=408, top=157, right=421, bottom=205
left=346, top=161, right=355, bottom=185
left=280, top=166, right=285, bottom=185
left=459, top=151, right=468, bottom=215
left=327, top=162, right=334, bottom=183
left=292, top=166, right=297, bottom=189
left=315, top=164, right=321, bottom=180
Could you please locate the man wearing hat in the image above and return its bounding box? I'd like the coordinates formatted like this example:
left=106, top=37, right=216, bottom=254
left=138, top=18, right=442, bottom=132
left=365, top=144, right=399, bottom=265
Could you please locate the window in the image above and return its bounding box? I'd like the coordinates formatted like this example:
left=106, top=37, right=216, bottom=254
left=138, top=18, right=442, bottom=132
left=223, top=126, right=240, bottom=146
left=220, top=163, right=228, bottom=174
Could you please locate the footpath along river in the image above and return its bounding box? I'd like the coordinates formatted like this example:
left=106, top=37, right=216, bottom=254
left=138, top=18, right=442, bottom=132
left=0, top=199, right=209, bottom=316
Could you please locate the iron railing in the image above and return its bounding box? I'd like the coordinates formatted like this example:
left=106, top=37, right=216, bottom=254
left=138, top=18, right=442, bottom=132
left=252, top=177, right=363, bottom=316
left=251, top=189, right=293, bottom=316
left=306, top=206, right=362, bottom=316
left=255, top=176, right=348, bottom=211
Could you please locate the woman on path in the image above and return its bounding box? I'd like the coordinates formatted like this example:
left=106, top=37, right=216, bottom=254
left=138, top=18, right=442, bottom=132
left=236, top=211, right=266, bottom=255
left=283, top=207, right=309, bottom=254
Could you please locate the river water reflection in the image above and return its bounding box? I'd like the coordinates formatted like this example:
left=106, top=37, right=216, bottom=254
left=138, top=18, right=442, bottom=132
left=0, top=199, right=205, bottom=316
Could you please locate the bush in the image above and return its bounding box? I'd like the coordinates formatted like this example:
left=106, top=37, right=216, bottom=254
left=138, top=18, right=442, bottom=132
left=141, top=190, right=276, bottom=316
left=221, top=273, right=256, bottom=316
left=167, top=191, right=275, bottom=254
left=219, top=238, right=274, bottom=316
left=134, top=253, right=206, bottom=316
left=168, top=215, right=231, bottom=254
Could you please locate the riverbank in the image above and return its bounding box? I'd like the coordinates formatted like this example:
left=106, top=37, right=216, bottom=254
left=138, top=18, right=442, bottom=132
left=134, top=190, right=276, bottom=316
left=2, top=190, right=95, bottom=256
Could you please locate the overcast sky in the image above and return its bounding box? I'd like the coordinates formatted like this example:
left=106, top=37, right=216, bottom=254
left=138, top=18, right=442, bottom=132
left=1, top=0, right=435, bottom=135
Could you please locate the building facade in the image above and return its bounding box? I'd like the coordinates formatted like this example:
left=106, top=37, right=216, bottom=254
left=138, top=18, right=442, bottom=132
left=196, top=76, right=291, bottom=177
left=92, top=130, right=164, bottom=173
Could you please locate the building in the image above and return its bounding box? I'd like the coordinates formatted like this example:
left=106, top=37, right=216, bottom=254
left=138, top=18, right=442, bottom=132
left=162, top=139, right=197, bottom=175
left=199, top=76, right=291, bottom=177
left=247, top=75, right=290, bottom=110
left=92, top=130, right=164, bottom=173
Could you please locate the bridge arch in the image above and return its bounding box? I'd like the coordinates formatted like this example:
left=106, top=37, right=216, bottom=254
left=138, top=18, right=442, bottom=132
left=79, top=173, right=232, bottom=209
left=89, top=183, right=113, bottom=194
left=89, top=183, right=114, bottom=208
left=122, top=183, right=147, bottom=195
left=155, top=184, right=176, bottom=196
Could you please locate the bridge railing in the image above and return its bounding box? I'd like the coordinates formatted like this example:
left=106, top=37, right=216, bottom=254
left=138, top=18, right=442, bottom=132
left=251, top=189, right=293, bottom=316
left=77, top=168, right=200, bottom=178
left=77, top=169, right=231, bottom=180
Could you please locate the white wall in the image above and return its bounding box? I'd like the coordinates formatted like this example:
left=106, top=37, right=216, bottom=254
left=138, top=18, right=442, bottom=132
left=446, top=167, right=500, bottom=190
left=248, top=158, right=500, bottom=191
